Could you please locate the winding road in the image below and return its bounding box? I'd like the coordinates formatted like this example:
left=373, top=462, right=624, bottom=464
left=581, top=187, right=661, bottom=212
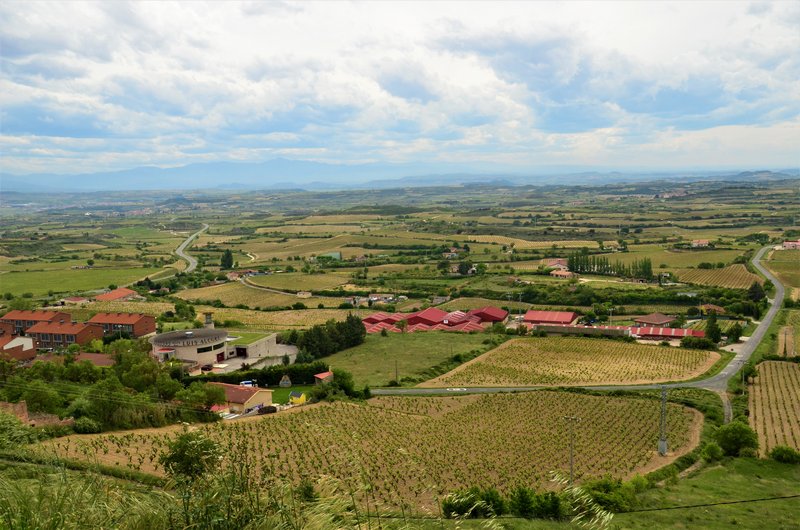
left=175, top=223, right=208, bottom=273
left=372, top=246, right=784, bottom=421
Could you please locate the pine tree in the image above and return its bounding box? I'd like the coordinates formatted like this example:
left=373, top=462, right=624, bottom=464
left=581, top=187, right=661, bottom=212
left=705, top=311, right=722, bottom=343
left=220, top=249, right=234, bottom=269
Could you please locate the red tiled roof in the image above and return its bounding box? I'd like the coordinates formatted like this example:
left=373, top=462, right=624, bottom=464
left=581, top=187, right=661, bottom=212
left=363, top=312, right=391, bottom=324
left=314, top=371, right=334, bottom=380
left=448, top=321, right=485, bottom=332
left=523, top=310, right=577, bottom=324
left=633, top=327, right=705, bottom=339
left=207, top=382, right=270, bottom=404
left=27, top=321, right=101, bottom=335
left=410, top=307, right=448, bottom=323
left=633, top=313, right=676, bottom=326
left=95, top=287, right=137, bottom=302
left=88, top=312, right=150, bottom=325
left=467, top=306, right=509, bottom=322
left=35, top=352, right=116, bottom=367
left=1, top=310, right=69, bottom=322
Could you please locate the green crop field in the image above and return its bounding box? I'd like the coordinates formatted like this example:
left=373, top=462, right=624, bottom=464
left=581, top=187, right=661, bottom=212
left=423, top=337, right=719, bottom=387
left=246, top=272, right=349, bottom=292
left=326, top=332, right=494, bottom=386
left=677, top=264, right=762, bottom=289
left=0, top=266, right=163, bottom=296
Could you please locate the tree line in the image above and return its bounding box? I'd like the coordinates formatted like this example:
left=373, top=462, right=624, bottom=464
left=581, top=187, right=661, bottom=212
left=567, top=252, right=653, bottom=279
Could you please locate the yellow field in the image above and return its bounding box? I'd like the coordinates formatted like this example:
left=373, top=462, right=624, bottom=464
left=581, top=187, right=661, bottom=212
left=749, top=361, right=800, bottom=455
left=677, top=264, right=762, bottom=289
left=464, top=235, right=598, bottom=249
left=39, top=392, right=701, bottom=509
left=175, top=282, right=345, bottom=308
left=422, top=337, right=719, bottom=387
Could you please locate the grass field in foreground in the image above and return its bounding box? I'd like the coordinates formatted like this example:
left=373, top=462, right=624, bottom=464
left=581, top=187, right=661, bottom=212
left=39, top=392, right=700, bottom=511
left=326, top=332, right=492, bottom=387
left=423, top=337, right=719, bottom=387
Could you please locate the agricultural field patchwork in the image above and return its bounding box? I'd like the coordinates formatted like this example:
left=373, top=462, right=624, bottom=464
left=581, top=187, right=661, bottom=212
left=688, top=319, right=746, bottom=333
left=422, top=337, right=719, bottom=387
left=766, top=250, right=800, bottom=300
left=677, top=264, right=762, bottom=289
left=749, top=361, right=800, bottom=455
left=1, top=266, right=164, bottom=297
left=40, top=391, right=701, bottom=510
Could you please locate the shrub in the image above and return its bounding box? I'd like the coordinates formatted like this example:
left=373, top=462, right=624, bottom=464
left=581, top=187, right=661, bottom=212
left=73, top=417, right=102, bottom=434
left=768, top=445, right=800, bottom=464
left=701, top=442, right=724, bottom=462
left=715, top=421, right=758, bottom=456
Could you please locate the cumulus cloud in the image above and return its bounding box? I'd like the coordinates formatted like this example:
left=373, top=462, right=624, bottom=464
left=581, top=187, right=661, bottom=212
left=1, top=0, right=798, bottom=175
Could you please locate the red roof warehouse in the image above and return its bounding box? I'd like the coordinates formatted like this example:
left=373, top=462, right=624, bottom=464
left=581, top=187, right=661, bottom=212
left=468, top=306, right=509, bottom=322
left=26, top=322, right=104, bottom=349
left=523, top=310, right=578, bottom=325
left=1, top=310, right=71, bottom=336
left=87, top=313, right=156, bottom=337
left=406, top=307, right=448, bottom=326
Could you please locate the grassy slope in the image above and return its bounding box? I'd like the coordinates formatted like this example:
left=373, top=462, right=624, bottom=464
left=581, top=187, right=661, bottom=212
left=325, top=332, right=493, bottom=387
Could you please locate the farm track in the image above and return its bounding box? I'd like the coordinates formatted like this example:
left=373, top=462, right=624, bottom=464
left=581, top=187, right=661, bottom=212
left=374, top=246, right=785, bottom=424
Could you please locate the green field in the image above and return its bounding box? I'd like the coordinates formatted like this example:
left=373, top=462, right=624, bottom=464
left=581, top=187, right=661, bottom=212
left=228, top=332, right=270, bottom=345
left=0, top=267, right=163, bottom=296
left=326, top=332, right=495, bottom=386
left=269, top=385, right=314, bottom=404
left=247, top=272, right=349, bottom=292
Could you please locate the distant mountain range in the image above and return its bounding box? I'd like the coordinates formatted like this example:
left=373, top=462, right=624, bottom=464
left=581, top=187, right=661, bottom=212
left=1, top=159, right=797, bottom=192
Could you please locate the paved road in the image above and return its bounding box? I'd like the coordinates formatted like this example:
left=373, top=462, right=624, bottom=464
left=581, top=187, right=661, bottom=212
left=175, top=223, right=208, bottom=273
left=373, top=246, right=784, bottom=418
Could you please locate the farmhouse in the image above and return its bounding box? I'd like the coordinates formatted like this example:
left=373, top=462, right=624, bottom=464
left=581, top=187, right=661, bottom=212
left=87, top=313, right=156, bottom=337
left=523, top=310, right=578, bottom=326
left=691, top=239, right=710, bottom=248
left=550, top=269, right=576, bottom=279
left=1, top=310, right=71, bottom=336
left=544, top=258, right=569, bottom=269
left=0, top=336, right=36, bottom=363
left=781, top=239, right=800, bottom=250
left=314, top=371, right=334, bottom=384
left=633, top=313, right=676, bottom=327
left=700, top=304, right=726, bottom=315
left=150, top=328, right=231, bottom=366
left=207, top=382, right=273, bottom=414
left=61, top=296, right=89, bottom=305
left=94, top=287, right=141, bottom=302
left=26, top=322, right=103, bottom=349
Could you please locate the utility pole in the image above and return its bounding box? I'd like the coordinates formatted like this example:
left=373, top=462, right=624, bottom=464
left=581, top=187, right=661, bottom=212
left=563, top=415, right=581, bottom=484
left=395, top=359, right=398, bottom=383
left=658, top=385, right=668, bottom=456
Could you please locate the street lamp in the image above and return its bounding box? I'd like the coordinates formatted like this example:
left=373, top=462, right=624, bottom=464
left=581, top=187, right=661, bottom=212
left=563, top=415, right=581, bottom=484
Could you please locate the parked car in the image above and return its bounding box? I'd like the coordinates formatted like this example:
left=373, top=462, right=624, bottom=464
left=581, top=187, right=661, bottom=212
left=200, top=364, right=213, bottom=372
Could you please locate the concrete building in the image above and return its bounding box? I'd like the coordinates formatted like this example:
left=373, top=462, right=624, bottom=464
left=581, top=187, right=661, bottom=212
left=633, top=313, right=676, bottom=327
left=227, top=332, right=295, bottom=367
left=26, top=322, right=103, bottom=349
left=94, top=287, right=141, bottom=302
left=1, top=310, right=71, bottom=336
left=87, top=313, right=156, bottom=337
left=0, top=336, right=36, bottom=363
left=150, top=328, right=230, bottom=366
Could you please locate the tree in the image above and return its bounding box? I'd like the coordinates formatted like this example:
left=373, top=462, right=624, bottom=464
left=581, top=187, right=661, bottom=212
left=728, top=322, right=743, bottom=343
left=705, top=311, right=722, bottom=343
left=159, top=426, right=221, bottom=481
left=220, top=249, right=234, bottom=270
left=175, top=382, right=226, bottom=411
left=21, top=380, right=62, bottom=414
left=715, top=421, right=758, bottom=456
left=747, top=281, right=766, bottom=302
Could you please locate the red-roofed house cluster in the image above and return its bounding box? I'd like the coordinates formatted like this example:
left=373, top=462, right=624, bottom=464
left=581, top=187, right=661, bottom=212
left=362, top=306, right=509, bottom=334
left=0, top=309, right=156, bottom=351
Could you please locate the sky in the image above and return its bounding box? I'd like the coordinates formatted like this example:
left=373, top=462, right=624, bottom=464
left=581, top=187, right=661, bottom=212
left=1, top=0, right=799, bottom=176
